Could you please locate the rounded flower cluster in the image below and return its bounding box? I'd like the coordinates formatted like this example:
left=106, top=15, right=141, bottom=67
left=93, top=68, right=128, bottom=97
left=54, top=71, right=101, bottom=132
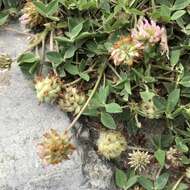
left=19, top=0, right=44, bottom=29
left=110, top=18, right=169, bottom=66
left=132, top=18, right=164, bottom=46
left=128, top=150, right=151, bottom=172
left=110, top=36, right=141, bottom=66
left=166, top=147, right=182, bottom=168
left=139, top=101, right=161, bottom=119
left=97, top=130, right=127, bottom=159
left=132, top=18, right=169, bottom=56
left=0, top=54, right=12, bottom=70
left=35, top=75, right=61, bottom=103
left=59, top=86, right=86, bottom=115
left=37, top=129, right=75, bottom=165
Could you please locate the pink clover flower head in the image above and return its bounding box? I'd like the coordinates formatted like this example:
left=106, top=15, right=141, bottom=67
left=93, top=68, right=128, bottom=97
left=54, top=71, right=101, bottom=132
left=132, top=18, right=163, bottom=46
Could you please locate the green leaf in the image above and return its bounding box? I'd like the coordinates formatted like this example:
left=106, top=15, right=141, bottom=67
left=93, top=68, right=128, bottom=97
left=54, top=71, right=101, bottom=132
left=101, top=112, right=116, bottom=129
left=175, top=136, right=188, bottom=153
left=154, top=149, right=165, bottom=167
left=155, top=173, right=169, bottom=190
left=105, top=103, right=123, bottom=113
left=33, top=0, right=59, bottom=18
left=64, top=63, right=79, bottom=75
left=166, top=89, right=180, bottom=114
left=98, top=86, right=109, bottom=104
left=180, top=76, right=190, bottom=87
left=0, top=13, right=8, bottom=26
left=140, top=91, right=155, bottom=102
left=175, top=183, right=189, bottom=190
left=70, top=22, right=83, bottom=39
left=125, top=175, right=138, bottom=189
left=153, top=96, right=166, bottom=112
left=64, top=46, right=77, bottom=59
left=138, top=176, right=153, bottom=190
left=171, top=10, right=186, bottom=20
left=170, top=49, right=180, bottom=66
left=79, top=73, right=90, bottom=81
left=17, top=52, right=38, bottom=63
left=46, top=0, right=59, bottom=16
left=160, top=5, right=171, bottom=22
left=46, top=51, right=63, bottom=67
left=172, top=0, right=190, bottom=10
left=33, top=1, right=47, bottom=17
left=115, top=169, right=127, bottom=189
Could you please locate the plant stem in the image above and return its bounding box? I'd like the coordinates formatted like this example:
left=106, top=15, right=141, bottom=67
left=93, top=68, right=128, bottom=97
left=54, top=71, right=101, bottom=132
left=38, top=37, right=46, bottom=75
left=171, top=175, right=184, bottom=190
left=151, top=0, right=156, bottom=11
left=107, top=62, right=122, bottom=80
left=65, top=64, right=106, bottom=132
left=50, top=30, right=58, bottom=75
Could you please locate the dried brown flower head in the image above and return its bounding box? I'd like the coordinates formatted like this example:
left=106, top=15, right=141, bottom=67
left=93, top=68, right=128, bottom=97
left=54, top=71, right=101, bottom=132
left=110, top=36, right=141, bottom=66
left=19, top=0, right=44, bottom=29
left=166, top=147, right=182, bottom=168
left=37, top=129, right=75, bottom=165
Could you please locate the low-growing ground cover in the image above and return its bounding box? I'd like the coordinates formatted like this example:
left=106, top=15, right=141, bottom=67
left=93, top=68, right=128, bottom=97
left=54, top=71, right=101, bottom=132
left=1, top=0, right=190, bottom=189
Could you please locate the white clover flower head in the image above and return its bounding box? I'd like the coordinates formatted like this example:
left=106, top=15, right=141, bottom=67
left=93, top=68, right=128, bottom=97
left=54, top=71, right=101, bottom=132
left=128, top=149, right=151, bottom=172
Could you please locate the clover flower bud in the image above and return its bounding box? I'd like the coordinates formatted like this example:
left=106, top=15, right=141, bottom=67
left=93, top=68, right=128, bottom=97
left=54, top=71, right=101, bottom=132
left=97, top=130, right=127, bottom=159
left=59, top=86, right=86, bottom=115
left=35, top=75, right=61, bottom=103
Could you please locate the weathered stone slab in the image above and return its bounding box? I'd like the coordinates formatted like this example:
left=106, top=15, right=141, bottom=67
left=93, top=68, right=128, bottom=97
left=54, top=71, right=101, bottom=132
left=0, top=22, right=114, bottom=190
left=0, top=22, right=86, bottom=190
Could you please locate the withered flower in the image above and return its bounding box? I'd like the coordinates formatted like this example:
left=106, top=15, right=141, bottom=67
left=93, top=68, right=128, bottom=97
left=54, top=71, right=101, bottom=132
left=37, top=129, right=75, bottom=165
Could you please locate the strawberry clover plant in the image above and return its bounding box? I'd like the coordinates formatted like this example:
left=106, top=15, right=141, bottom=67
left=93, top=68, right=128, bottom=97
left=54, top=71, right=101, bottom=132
left=1, top=0, right=190, bottom=189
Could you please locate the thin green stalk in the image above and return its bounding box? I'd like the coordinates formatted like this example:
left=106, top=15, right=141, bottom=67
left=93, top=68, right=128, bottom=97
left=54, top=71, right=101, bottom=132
left=50, top=30, right=58, bottom=75
left=151, top=0, right=156, bottom=11
left=65, top=64, right=106, bottom=132
left=171, top=175, right=184, bottom=190
left=107, top=62, right=122, bottom=80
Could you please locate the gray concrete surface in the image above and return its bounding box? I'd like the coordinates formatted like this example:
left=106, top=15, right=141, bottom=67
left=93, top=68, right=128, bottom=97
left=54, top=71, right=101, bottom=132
left=0, top=22, right=115, bottom=190
left=0, top=23, right=87, bottom=190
